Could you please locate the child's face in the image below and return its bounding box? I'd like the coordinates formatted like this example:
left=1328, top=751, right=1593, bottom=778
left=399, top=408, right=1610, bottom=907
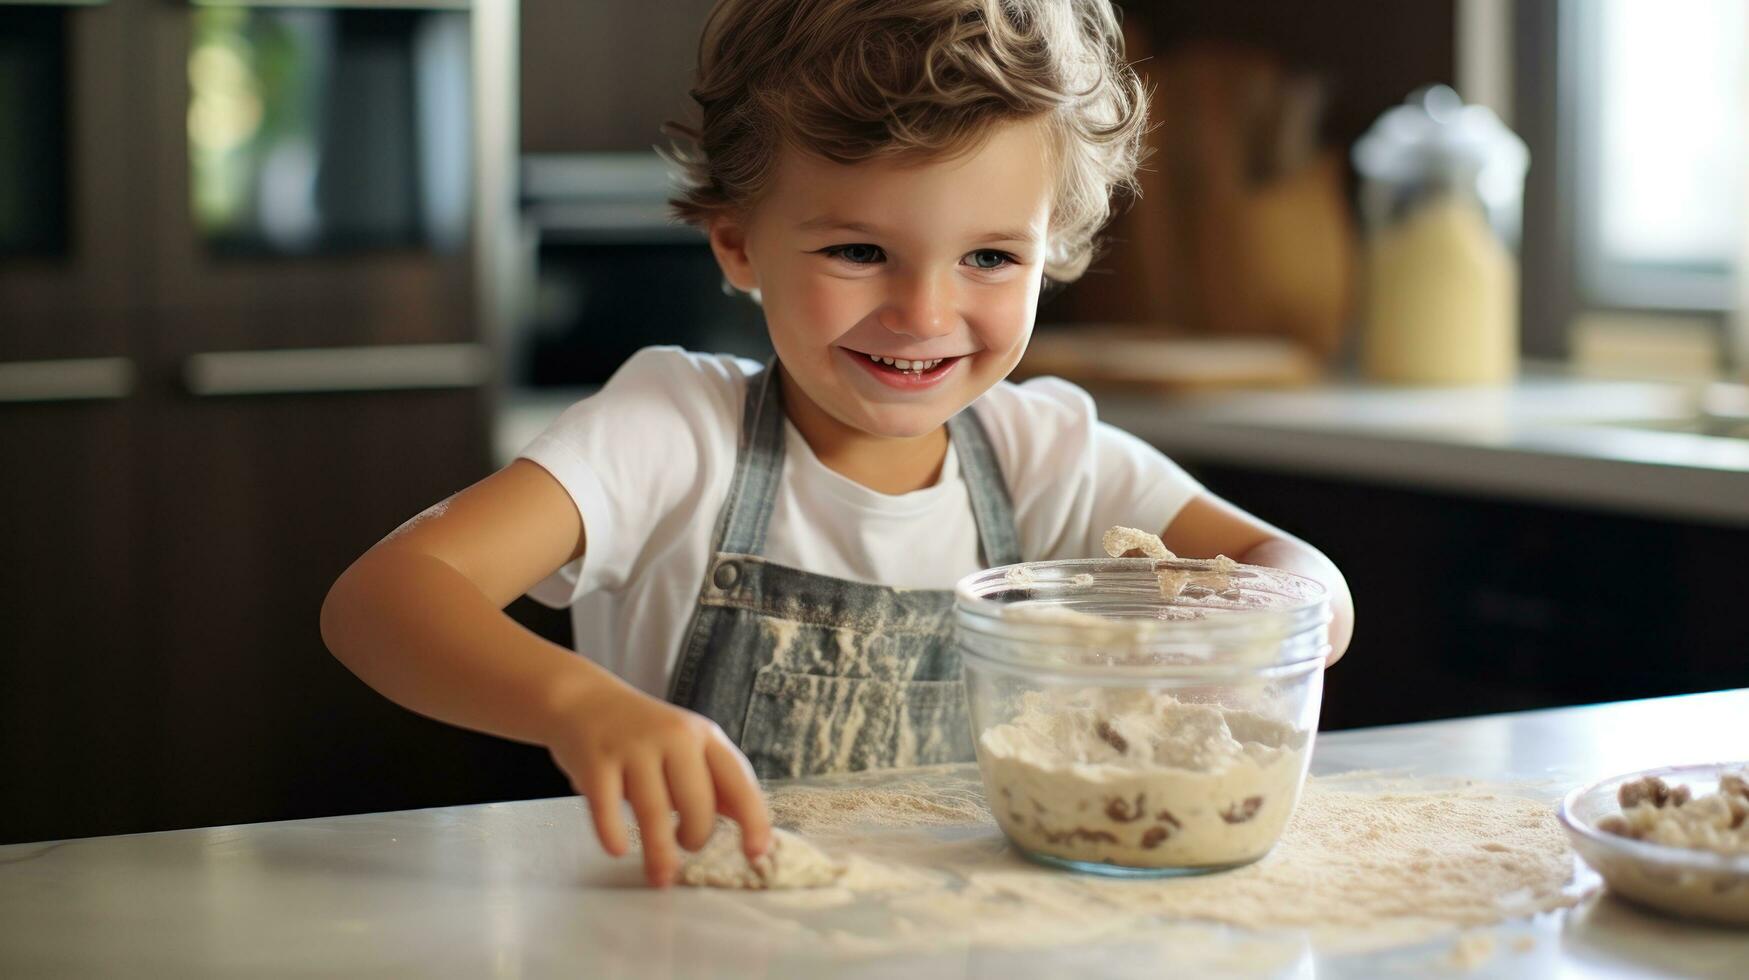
left=709, top=117, right=1054, bottom=440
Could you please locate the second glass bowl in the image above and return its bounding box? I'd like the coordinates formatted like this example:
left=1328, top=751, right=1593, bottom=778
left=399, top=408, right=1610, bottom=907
left=1559, top=763, right=1749, bottom=925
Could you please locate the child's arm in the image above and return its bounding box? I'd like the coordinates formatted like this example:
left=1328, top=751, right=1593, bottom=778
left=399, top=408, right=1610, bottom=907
left=1161, top=493, right=1355, bottom=664
left=319, top=459, right=771, bottom=886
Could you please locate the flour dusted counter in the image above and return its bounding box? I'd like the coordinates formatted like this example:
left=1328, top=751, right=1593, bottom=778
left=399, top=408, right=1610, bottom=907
left=4, top=691, right=1747, bottom=978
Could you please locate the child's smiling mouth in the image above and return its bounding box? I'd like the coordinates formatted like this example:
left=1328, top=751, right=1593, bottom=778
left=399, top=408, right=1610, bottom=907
left=839, top=347, right=966, bottom=390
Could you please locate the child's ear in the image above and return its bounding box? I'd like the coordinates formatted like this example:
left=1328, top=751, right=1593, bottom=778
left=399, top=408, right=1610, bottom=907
left=708, top=214, right=759, bottom=294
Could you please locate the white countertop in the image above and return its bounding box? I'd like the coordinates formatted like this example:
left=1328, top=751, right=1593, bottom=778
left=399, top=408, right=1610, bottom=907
left=4, top=690, right=1747, bottom=978
left=494, top=370, right=1749, bottom=527
left=1092, top=374, right=1749, bottom=527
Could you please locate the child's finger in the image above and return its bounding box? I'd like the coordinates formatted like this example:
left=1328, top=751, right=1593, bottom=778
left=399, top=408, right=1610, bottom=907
left=706, top=738, right=771, bottom=860
left=664, top=750, right=718, bottom=853
left=625, top=756, right=679, bottom=887
left=582, top=761, right=628, bottom=857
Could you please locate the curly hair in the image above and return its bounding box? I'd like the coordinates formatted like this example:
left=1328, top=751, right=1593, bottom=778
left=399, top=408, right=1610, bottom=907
left=660, top=0, right=1151, bottom=283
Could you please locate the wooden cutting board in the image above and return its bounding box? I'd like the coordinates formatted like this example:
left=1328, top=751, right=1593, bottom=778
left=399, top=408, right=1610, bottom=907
left=1015, top=325, right=1321, bottom=391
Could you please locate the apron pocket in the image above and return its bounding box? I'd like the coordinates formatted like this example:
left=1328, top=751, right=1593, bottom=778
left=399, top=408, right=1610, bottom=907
left=739, top=667, right=975, bottom=780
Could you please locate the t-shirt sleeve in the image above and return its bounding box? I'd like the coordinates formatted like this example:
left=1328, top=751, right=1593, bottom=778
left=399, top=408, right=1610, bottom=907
left=516, top=347, right=747, bottom=607
left=973, top=376, right=1204, bottom=562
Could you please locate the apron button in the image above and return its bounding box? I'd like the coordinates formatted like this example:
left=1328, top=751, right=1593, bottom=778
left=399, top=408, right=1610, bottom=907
left=712, top=560, right=741, bottom=589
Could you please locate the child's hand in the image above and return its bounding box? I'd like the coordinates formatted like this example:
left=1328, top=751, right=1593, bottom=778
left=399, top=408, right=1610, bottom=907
left=544, top=679, right=771, bottom=887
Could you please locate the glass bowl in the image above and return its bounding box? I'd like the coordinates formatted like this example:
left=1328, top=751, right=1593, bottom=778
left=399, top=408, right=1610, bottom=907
left=954, top=557, right=1331, bottom=877
left=1558, top=763, right=1749, bottom=925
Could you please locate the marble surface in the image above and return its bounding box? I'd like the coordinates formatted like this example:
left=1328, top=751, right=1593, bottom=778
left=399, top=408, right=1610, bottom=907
left=1090, top=375, right=1749, bottom=527
left=3, top=690, right=1747, bottom=978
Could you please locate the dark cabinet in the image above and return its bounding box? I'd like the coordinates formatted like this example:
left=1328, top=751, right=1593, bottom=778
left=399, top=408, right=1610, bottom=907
left=0, top=397, right=152, bottom=842
left=0, top=3, right=139, bottom=316
left=1181, top=462, right=1749, bottom=731
left=520, top=0, right=718, bottom=154
left=139, top=382, right=567, bottom=831
left=2, top=1, right=150, bottom=843
left=2, top=1, right=562, bottom=845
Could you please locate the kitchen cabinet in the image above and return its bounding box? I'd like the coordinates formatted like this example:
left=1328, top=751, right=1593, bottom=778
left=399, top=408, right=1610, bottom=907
left=139, top=2, right=476, bottom=343
left=1182, top=462, right=1749, bottom=730
left=0, top=394, right=152, bottom=842
left=1, top=0, right=560, bottom=844
left=2, top=0, right=152, bottom=843
left=138, top=379, right=570, bottom=832
left=519, top=0, right=718, bottom=154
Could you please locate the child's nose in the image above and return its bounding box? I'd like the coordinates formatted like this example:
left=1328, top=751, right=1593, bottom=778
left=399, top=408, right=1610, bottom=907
left=878, top=270, right=957, bottom=339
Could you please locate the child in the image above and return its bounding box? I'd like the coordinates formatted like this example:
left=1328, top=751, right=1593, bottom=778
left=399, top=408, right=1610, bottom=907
left=321, top=0, right=1353, bottom=889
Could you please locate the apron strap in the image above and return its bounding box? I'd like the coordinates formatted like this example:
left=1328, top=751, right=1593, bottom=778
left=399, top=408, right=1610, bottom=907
left=947, top=407, right=1023, bottom=568
left=711, top=358, right=787, bottom=557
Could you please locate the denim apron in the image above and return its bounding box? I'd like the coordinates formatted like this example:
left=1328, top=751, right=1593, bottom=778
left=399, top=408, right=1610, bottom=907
left=666, top=361, right=1022, bottom=780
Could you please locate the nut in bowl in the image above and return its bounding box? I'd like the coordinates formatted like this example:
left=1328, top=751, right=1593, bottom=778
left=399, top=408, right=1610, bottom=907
left=954, top=557, right=1330, bottom=877
left=1559, top=763, right=1749, bottom=926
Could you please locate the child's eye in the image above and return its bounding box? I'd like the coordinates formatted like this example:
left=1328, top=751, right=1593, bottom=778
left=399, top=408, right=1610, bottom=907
left=967, top=249, right=1016, bottom=271
left=820, top=243, right=884, bottom=265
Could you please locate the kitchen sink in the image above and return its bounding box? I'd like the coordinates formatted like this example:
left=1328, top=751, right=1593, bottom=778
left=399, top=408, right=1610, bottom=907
left=1586, top=382, right=1749, bottom=441
left=1590, top=416, right=1749, bottom=440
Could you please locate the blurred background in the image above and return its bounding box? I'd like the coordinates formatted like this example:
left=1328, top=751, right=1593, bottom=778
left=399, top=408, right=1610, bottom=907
left=2, top=0, right=1745, bottom=844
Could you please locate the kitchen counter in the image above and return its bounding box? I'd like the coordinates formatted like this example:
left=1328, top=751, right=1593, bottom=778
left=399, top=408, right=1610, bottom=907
left=4, top=690, right=1747, bottom=978
left=1092, top=373, right=1749, bottom=528
left=495, top=370, right=1749, bottom=527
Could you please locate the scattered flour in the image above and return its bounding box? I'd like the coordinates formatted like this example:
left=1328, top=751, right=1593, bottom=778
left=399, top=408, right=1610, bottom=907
left=767, top=775, right=991, bottom=835
left=658, top=766, right=1580, bottom=957
left=1445, top=930, right=1496, bottom=969
left=977, top=688, right=1308, bottom=870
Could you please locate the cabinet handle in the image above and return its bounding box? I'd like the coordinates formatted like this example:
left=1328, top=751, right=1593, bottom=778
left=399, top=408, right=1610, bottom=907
left=184, top=0, right=470, bottom=9
left=0, top=357, right=134, bottom=403
left=183, top=343, right=491, bottom=397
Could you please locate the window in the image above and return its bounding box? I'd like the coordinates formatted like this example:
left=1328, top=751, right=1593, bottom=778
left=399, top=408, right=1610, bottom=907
left=1571, top=0, right=1745, bottom=311
left=187, top=6, right=471, bottom=255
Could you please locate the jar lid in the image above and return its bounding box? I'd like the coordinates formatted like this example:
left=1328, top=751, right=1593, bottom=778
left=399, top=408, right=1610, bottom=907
left=1352, top=85, right=1529, bottom=204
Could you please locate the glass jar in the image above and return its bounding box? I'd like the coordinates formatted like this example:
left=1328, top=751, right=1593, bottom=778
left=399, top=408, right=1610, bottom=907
left=954, top=558, right=1331, bottom=878
left=1352, top=85, right=1530, bottom=385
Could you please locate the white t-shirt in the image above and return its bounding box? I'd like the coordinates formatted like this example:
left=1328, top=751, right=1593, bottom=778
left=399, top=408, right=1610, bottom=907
left=519, top=346, right=1203, bottom=698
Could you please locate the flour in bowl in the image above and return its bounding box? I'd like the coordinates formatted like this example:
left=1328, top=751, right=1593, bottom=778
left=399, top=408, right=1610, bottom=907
left=977, top=687, right=1309, bottom=869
